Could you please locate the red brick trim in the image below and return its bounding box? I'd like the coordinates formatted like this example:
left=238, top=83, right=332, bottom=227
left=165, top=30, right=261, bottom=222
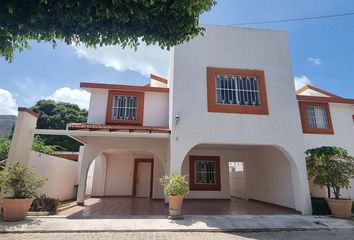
left=80, top=82, right=169, bottom=93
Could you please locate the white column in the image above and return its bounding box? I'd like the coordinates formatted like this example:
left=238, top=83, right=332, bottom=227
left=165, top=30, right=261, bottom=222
left=7, top=108, right=38, bottom=165
left=76, top=149, right=93, bottom=205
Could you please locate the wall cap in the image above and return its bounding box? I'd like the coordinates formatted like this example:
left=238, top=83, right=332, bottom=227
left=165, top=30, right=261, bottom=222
left=18, top=107, right=39, bottom=118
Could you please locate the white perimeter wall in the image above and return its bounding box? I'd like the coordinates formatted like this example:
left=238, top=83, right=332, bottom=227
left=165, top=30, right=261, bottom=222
left=29, top=151, right=78, bottom=200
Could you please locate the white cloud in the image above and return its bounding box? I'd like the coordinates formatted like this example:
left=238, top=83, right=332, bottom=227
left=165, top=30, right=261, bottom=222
left=74, top=42, right=170, bottom=77
left=46, top=87, right=90, bottom=110
left=307, top=57, right=321, bottom=66
left=0, top=89, right=18, bottom=115
left=294, top=75, right=312, bottom=90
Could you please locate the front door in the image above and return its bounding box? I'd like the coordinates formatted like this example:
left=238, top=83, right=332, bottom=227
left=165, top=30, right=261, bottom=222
left=134, top=159, right=153, bottom=198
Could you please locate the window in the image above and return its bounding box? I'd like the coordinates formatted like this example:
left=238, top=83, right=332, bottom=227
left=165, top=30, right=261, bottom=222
left=189, top=156, right=221, bottom=191
left=299, top=101, right=334, bottom=134
left=229, top=162, right=244, bottom=172
left=112, top=96, right=137, bottom=121
left=207, top=67, right=269, bottom=115
left=106, top=90, right=144, bottom=125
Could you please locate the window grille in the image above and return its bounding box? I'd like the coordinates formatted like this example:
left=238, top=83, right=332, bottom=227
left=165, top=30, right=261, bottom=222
left=112, top=95, right=138, bottom=121
left=215, top=74, right=261, bottom=106
left=306, top=105, right=329, bottom=129
left=195, top=160, right=217, bottom=184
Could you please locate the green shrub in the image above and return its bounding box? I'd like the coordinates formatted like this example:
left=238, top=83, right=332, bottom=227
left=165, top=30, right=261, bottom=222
left=160, top=175, right=189, bottom=197
left=306, top=146, right=354, bottom=199
left=0, top=163, right=46, bottom=198
left=311, top=197, right=331, bottom=215
left=29, top=195, right=59, bottom=214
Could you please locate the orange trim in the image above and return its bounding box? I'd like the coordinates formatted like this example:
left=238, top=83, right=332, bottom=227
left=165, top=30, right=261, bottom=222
left=51, top=153, right=79, bottom=161
left=105, top=90, right=145, bottom=125
left=296, top=85, right=342, bottom=98
left=207, top=67, right=269, bottom=115
left=297, top=95, right=354, bottom=104
left=18, top=107, right=39, bottom=118
left=132, top=158, right=154, bottom=198
left=80, top=82, right=169, bottom=93
left=298, top=101, right=334, bottom=134
left=150, top=74, right=168, bottom=84
left=189, top=155, right=221, bottom=191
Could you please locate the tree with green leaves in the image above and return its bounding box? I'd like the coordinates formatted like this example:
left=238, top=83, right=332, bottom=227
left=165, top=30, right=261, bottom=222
left=31, top=99, right=87, bottom=151
left=306, top=146, right=354, bottom=199
left=0, top=0, right=216, bottom=62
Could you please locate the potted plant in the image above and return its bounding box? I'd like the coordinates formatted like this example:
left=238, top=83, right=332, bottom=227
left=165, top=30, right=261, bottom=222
left=160, top=175, right=189, bottom=218
left=0, top=163, right=45, bottom=221
left=306, top=146, right=354, bottom=218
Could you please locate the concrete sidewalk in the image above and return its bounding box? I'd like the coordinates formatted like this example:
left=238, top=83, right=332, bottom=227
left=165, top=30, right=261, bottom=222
left=0, top=215, right=353, bottom=233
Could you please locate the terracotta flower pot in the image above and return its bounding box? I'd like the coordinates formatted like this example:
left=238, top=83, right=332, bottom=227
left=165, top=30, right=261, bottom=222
left=327, top=198, right=353, bottom=219
left=2, top=198, right=34, bottom=221
left=168, top=195, right=184, bottom=217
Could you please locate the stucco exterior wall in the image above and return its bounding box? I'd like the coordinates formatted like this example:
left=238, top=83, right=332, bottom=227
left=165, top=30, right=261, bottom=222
left=86, top=89, right=168, bottom=127
left=169, top=25, right=311, bottom=213
left=29, top=151, right=78, bottom=200
left=143, top=92, right=169, bottom=127
left=248, top=147, right=295, bottom=208
left=87, top=89, right=108, bottom=124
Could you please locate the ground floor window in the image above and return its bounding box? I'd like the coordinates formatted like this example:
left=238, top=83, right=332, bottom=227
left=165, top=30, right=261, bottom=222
left=189, top=155, right=221, bottom=191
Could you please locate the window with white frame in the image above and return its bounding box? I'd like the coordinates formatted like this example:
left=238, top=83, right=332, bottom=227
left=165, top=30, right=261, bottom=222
left=112, top=95, right=138, bottom=121
left=216, top=74, right=261, bottom=106
left=305, top=105, right=329, bottom=129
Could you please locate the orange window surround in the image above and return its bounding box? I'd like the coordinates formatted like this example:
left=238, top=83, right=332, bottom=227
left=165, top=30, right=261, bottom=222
left=207, top=67, right=269, bottom=115
left=189, top=155, right=221, bottom=191
left=298, top=101, right=334, bottom=134
left=105, top=90, right=144, bottom=125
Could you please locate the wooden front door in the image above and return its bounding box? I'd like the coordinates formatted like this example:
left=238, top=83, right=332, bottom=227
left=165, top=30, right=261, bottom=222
left=133, top=159, right=153, bottom=198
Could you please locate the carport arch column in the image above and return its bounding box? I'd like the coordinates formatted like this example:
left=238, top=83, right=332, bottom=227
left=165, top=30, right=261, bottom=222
left=77, top=147, right=97, bottom=204
left=277, top=146, right=312, bottom=215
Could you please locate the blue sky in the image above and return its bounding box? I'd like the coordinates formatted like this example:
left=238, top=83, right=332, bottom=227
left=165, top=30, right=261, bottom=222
left=1, top=0, right=354, bottom=114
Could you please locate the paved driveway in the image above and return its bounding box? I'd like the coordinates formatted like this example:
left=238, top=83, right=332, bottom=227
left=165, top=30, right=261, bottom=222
left=2, top=230, right=354, bottom=240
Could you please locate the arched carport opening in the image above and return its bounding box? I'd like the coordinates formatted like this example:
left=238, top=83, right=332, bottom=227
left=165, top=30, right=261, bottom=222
left=82, top=149, right=166, bottom=199
left=178, top=143, right=299, bottom=214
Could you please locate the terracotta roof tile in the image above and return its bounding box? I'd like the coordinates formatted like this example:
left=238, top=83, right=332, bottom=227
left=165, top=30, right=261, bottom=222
left=68, top=123, right=170, bottom=133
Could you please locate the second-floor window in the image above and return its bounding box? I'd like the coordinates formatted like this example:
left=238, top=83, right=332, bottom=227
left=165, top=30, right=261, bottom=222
left=216, top=74, right=261, bottom=106
left=106, top=90, right=144, bottom=125
left=207, top=67, right=269, bottom=115
left=299, top=101, right=334, bottom=134
left=112, top=95, right=138, bottom=121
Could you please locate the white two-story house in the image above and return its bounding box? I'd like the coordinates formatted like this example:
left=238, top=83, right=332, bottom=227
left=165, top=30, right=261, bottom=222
left=8, top=25, right=354, bottom=215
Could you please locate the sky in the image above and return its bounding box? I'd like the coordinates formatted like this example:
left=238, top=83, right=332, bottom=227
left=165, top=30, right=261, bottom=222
left=1, top=0, right=354, bottom=115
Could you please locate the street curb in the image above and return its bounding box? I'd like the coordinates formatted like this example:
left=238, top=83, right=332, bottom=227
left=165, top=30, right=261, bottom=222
left=1, top=227, right=354, bottom=234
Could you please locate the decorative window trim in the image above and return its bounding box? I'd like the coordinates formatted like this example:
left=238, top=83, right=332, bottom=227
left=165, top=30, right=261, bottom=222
left=207, top=67, right=269, bottom=115
left=105, top=90, right=144, bottom=125
left=298, top=101, right=334, bottom=134
left=189, top=155, right=221, bottom=191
